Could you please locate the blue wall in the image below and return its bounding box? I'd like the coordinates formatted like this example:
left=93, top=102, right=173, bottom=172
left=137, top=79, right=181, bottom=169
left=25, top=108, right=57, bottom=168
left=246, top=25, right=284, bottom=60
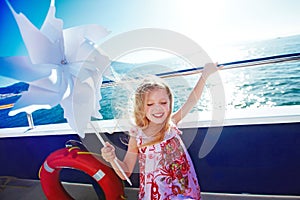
left=0, top=122, right=299, bottom=195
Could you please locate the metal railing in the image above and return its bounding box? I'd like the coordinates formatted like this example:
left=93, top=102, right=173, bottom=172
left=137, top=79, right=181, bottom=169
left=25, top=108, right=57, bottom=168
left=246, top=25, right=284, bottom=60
left=102, top=52, right=300, bottom=87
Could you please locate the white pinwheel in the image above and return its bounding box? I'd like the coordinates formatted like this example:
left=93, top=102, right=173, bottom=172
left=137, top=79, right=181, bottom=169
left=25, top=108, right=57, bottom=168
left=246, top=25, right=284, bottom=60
left=1, top=0, right=113, bottom=137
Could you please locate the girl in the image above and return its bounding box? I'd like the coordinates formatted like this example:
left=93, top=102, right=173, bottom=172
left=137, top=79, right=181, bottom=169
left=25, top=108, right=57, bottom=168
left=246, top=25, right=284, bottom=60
left=101, top=63, right=221, bottom=200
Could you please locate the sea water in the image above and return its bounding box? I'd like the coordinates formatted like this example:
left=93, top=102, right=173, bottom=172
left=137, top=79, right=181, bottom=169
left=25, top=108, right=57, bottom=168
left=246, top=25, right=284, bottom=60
left=0, top=34, right=300, bottom=128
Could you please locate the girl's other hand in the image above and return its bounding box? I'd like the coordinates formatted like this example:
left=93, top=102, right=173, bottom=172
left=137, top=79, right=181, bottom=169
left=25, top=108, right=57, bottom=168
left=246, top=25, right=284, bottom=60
left=202, top=62, right=223, bottom=79
left=101, top=142, right=116, bottom=163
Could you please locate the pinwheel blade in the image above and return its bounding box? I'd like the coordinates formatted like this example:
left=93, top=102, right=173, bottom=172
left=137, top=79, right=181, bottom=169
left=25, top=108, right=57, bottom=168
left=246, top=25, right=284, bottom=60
left=0, top=56, right=53, bottom=82
left=6, top=0, right=64, bottom=65
left=9, top=82, right=63, bottom=116
left=61, top=81, right=94, bottom=137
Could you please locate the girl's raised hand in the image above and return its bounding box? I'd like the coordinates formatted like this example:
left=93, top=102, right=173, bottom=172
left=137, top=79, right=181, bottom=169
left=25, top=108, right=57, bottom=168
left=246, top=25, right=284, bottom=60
left=101, top=142, right=116, bottom=163
left=202, top=62, right=223, bottom=79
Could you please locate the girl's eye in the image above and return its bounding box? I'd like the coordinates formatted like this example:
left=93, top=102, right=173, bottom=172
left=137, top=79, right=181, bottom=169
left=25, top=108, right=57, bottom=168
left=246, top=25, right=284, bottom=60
left=160, top=102, right=167, bottom=105
left=147, top=103, right=153, bottom=106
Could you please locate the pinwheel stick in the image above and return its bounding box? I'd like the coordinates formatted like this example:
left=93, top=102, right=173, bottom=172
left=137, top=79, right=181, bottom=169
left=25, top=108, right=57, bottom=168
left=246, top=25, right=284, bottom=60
left=89, top=122, right=132, bottom=186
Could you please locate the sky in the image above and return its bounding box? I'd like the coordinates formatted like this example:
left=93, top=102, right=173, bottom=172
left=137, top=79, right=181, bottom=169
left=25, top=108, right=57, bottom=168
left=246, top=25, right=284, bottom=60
left=0, top=0, right=300, bottom=82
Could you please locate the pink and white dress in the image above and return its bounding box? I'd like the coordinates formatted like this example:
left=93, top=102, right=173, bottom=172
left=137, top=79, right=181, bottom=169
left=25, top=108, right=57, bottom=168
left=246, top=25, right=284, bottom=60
left=135, top=125, right=201, bottom=200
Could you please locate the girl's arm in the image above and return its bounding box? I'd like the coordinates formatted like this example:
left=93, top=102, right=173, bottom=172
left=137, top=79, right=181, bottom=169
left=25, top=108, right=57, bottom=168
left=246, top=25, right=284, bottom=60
left=101, top=136, right=138, bottom=180
left=172, top=63, right=221, bottom=124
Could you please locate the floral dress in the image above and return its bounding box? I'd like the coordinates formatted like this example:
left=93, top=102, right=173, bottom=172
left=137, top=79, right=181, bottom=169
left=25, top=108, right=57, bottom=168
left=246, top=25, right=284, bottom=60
left=135, top=125, right=201, bottom=200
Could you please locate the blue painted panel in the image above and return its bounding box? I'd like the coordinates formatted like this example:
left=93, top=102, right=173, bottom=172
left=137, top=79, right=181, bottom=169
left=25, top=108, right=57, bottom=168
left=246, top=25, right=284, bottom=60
left=0, top=123, right=299, bottom=195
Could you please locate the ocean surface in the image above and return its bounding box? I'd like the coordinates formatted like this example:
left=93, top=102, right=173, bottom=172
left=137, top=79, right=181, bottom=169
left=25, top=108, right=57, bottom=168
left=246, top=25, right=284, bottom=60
left=1, top=34, right=300, bottom=128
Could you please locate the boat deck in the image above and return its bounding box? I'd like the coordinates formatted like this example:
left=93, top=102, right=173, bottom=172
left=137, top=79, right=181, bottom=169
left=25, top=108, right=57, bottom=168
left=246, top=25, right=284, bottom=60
left=0, top=178, right=299, bottom=200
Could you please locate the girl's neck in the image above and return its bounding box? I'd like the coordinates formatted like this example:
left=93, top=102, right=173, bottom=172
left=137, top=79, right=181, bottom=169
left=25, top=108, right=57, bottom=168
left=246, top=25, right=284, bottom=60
left=142, top=122, right=165, bottom=137
left=139, top=121, right=171, bottom=147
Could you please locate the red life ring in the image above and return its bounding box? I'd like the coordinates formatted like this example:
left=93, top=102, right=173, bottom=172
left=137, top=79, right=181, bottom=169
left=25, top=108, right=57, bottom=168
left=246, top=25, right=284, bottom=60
left=39, top=147, right=125, bottom=200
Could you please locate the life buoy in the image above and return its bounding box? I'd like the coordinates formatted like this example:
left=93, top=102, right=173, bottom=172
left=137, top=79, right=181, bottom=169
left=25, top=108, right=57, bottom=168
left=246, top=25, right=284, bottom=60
left=39, top=146, right=125, bottom=200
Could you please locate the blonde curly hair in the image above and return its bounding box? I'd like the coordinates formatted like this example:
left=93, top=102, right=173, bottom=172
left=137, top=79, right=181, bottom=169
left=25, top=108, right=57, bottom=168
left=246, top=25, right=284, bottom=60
left=134, top=77, right=173, bottom=147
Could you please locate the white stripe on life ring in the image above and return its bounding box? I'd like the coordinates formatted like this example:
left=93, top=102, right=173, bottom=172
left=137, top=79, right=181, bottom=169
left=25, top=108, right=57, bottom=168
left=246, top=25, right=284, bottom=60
left=43, top=161, right=54, bottom=173
left=93, top=169, right=105, bottom=181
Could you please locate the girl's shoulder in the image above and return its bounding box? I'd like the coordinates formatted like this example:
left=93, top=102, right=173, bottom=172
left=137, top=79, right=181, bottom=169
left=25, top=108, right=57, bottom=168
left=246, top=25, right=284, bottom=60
left=126, top=127, right=139, bottom=152
left=162, top=124, right=182, bottom=142
left=129, top=126, right=141, bottom=137
left=169, top=122, right=182, bottom=135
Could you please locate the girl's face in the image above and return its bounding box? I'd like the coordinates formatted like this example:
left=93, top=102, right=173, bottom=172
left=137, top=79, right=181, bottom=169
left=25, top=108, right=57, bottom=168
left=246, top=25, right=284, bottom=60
left=144, top=88, right=171, bottom=125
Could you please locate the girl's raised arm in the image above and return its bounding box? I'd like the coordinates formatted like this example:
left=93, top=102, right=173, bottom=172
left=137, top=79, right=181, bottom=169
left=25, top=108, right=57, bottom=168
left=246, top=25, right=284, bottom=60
left=172, top=63, right=221, bottom=124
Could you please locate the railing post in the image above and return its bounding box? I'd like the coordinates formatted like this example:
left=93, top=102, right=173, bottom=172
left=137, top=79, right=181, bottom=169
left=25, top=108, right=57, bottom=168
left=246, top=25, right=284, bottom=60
left=26, top=113, right=35, bottom=130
